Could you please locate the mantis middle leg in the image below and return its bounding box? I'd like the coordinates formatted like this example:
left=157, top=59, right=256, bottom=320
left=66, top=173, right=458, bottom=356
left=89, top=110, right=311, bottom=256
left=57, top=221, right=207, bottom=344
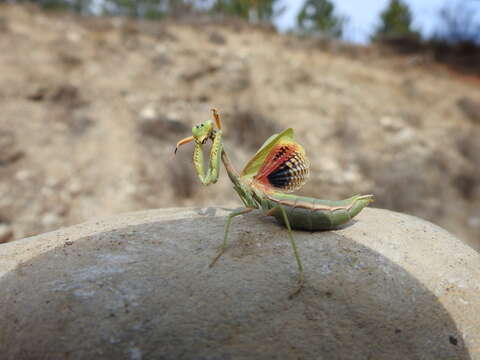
left=209, top=207, right=254, bottom=267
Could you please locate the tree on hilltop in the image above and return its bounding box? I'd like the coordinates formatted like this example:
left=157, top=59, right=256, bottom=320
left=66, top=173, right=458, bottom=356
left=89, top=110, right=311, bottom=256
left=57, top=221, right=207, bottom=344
left=296, top=0, right=346, bottom=38
left=372, top=0, right=419, bottom=40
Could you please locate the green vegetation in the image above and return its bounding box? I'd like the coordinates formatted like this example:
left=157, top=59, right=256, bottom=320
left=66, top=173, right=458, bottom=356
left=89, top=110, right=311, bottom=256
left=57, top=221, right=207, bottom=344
left=3, top=0, right=282, bottom=23
left=1, top=0, right=478, bottom=48
left=3, top=0, right=192, bottom=18
left=296, top=0, right=346, bottom=38
left=212, top=0, right=283, bottom=22
left=372, top=0, right=419, bottom=40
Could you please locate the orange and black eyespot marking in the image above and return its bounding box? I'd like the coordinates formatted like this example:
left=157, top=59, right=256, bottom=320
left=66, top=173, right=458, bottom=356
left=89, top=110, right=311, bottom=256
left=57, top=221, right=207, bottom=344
left=267, top=153, right=309, bottom=191
left=254, top=142, right=310, bottom=193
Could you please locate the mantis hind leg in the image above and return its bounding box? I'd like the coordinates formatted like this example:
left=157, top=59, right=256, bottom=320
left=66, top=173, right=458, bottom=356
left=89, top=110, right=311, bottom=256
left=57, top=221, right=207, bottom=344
left=267, top=205, right=305, bottom=299
left=209, top=207, right=254, bottom=268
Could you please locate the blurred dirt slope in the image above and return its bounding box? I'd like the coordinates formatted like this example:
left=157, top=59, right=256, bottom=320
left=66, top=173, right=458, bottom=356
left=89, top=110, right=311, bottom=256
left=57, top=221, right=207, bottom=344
left=0, top=4, right=479, bottom=247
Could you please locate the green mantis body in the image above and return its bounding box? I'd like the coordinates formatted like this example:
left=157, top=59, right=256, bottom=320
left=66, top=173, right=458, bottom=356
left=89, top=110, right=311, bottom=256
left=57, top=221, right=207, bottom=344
left=175, top=109, right=373, bottom=297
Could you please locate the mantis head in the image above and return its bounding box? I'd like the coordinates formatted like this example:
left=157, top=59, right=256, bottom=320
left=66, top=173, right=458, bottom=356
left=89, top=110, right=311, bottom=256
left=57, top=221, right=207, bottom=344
left=174, top=109, right=222, bottom=154
left=192, top=120, right=215, bottom=145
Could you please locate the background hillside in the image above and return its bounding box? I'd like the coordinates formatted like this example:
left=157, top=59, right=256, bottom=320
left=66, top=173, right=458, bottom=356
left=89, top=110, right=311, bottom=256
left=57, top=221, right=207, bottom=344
left=0, top=3, right=479, bottom=248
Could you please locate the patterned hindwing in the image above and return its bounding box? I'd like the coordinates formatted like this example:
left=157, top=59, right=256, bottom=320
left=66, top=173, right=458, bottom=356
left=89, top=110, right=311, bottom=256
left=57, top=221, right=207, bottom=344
left=253, top=142, right=310, bottom=193
left=267, top=153, right=310, bottom=191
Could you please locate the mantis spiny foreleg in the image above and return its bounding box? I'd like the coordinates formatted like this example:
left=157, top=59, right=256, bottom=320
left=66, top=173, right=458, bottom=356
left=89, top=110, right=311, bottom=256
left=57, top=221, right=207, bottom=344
left=193, top=129, right=223, bottom=185
left=209, top=207, right=254, bottom=267
left=174, top=109, right=224, bottom=185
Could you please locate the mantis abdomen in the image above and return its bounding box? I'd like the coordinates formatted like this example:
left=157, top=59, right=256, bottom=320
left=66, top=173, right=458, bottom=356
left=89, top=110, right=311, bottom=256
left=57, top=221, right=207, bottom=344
left=261, top=193, right=374, bottom=231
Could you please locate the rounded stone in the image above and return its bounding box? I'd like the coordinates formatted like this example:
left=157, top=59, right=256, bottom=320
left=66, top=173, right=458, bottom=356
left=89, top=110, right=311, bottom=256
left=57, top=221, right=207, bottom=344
left=0, top=207, right=479, bottom=359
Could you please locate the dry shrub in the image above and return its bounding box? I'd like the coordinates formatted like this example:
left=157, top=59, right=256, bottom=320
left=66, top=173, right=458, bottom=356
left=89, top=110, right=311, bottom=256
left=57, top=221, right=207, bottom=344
left=208, top=30, right=227, bottom=45
left=137, top=117, right=194, bottom=200
left=68, top=114, right=94, bottom=136
left=0, top=16, right=9, bottom=32
left=0, top=131, right=24, bottom=166
left=27, top=83, right=84, bottom=108
left=453, top=172, right=478, bottom=199
left=181, top=63, right=221, bottom=83
left=229, top=107, right=279, bottom=151
left=49, top=84, right=85, bottom=109
left=58, top=51, right=83, bottom=70
left=402, top=112, right=422, bottom=128
left=456, top=130, right=480, bottom=161
left=332, top=117, right=359, bottom=150
left=139, top=116, right=189, bottom=141
left=0, top=217, right=13, bottom=243
left=167, top=149, right=196, bottom=199
left=357, top=152, right=444, bottom=217
left=454, top=130, right=480, bottom=199
left=31, top=84, right=92, bottom=136
left=457, top=97, right=480, bottom=124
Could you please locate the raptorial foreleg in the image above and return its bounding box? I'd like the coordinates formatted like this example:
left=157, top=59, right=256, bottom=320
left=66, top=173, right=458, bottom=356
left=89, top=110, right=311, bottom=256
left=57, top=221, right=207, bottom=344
left=193, top=129, right=223, bottom=185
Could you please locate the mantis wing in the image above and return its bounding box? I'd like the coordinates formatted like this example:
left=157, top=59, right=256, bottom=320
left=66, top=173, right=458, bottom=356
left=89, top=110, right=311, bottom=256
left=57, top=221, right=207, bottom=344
left=241, top=128, right=310, bottom=193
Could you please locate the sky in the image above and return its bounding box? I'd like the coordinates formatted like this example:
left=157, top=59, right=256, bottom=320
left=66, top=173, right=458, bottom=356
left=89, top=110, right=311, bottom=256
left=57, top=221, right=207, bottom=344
left=275, top=0, right=480, bottom=43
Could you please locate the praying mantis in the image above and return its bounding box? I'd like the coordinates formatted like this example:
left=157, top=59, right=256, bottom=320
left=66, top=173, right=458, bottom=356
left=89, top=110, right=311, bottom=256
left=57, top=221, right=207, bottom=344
left=174, top=109, right=373, bottom=297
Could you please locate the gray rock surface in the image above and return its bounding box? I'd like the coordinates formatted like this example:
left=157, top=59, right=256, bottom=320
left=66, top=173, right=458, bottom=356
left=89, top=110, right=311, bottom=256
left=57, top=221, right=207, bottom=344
left=0, top=207, right=479, bottom=360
